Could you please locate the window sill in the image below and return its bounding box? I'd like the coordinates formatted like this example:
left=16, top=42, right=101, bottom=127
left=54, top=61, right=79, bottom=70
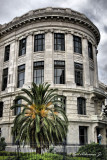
left=54, top=51, right=65, bottom=53
left=33, top=51, right=44, bottom=53
left=74, top=52, right=83, bottom=56
left=18, top=54, right=26, bottom=58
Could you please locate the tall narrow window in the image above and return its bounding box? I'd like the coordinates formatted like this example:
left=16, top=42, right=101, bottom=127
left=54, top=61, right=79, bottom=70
left=19, top=38, right=26, bottom=56
left=17, top=64, right=25, bottom=88
left=88, top=42, right=93, bottom=59
left=77, top=97, right=86, bottom=115
left=54, top=61, right=65, bottom=84
left=33, top=61, right=44, bottom=84
left=14, top=99, right=21, bottom=115
left=34, top=34, right=45, bottom=52
left=74, top=63, right=83, bottom=86
left=0, top=128, right=1, bottom=137
left=79, top=126, right=88, bottom=145
left=4, top=45, right=10, bottom=62
left=73, top=35, right=82, bottom=54
left=2, top=68, right=8, bottom=91
left=54, top=33, right=65, bottom=51
left=0, top=102, right=3, bottom=117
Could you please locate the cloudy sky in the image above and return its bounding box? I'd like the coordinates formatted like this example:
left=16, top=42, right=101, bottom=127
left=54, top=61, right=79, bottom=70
left=0, top=0, right=107, bottom=85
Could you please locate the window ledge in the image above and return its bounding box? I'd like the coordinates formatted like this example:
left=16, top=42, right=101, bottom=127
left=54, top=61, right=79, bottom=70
left=18, top=54, right=26, bottom=58
left=54, top=51, right=65, bottom=53
left=33, top=51, right=44, bottom=53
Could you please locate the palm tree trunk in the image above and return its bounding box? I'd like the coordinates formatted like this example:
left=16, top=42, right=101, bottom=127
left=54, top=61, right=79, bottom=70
left=36, top=147, right=41, bottom=154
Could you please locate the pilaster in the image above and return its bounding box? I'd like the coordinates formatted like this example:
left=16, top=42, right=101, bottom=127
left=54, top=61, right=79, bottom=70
left=44, top=31, right=53, bottom=85
left=82, top=38, right=90, bottom=87
left=93, top=46, right=99, bottom=88
left=66, top=33, right=75, bottom=87
left=25, top=33, right=33, bottom=87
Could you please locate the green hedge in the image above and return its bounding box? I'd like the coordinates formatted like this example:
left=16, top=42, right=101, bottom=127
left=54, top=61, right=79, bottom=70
left=76, top=143, right=107, bottom=160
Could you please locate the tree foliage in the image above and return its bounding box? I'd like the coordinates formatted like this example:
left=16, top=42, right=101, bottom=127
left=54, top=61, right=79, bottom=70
left=10, top=83, right=68, bottom=151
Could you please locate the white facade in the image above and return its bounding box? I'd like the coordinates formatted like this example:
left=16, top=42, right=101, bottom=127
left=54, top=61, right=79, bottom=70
left=0, top=7, right=107, bottom=145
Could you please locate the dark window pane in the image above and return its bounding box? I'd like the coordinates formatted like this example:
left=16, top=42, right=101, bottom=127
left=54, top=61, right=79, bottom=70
left=17, top=65, right=25, bottom=88
left=4, top=45, right=10, bottom=62
left=88, top=42, right=93, bottom=59
left=14, top=100, right=21, bottom=115
left=0, top=102, right=3, bottom=117
left=34, top=34, right=45, bottom=52
left=75, top=63, right=83, bottom=86
left=79, top=126, right=87, bottom=145
left=54, top=61, right=65, bottom=84
left=33, top=61, right=44, bottom=84
left=19, top=38, right=26, bottom=56
left=77, top=97, right=86, bottom=115
left=2, top=68, right=8, bottom=91
left=54, top=33, right=65, bottom=51
left=74, top=36, right=82, bottom=54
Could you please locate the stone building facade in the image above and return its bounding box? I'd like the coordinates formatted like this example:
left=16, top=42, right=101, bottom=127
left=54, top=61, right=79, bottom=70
left=0, top=7, right=107, bottom=145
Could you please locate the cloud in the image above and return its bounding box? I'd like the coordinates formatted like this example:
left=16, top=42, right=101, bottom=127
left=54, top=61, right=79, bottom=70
left=0, top=0, right=107, bottom=84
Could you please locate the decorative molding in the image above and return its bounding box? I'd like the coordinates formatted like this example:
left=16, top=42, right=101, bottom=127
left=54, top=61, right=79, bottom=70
left=0, top=7, right=100, bottom=44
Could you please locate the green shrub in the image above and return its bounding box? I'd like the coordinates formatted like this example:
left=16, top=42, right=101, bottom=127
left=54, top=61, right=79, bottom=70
left=76, top=143, right=106, bottom=160
left=0, top=137, right=6, bottom=151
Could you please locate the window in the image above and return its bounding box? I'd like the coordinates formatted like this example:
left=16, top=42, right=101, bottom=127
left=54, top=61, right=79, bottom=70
left=61, top=97, right=66, bottom=112
left=14, top=99, right=21, bottom=115
left=54, top=33, right=65, bottom=51
left=77, top=97, right=86, bottom=115
left=4, top=45, right=10, bottom=62
left=17, top=65, right=25, bottom=88
left=33, top=61, right=44, bottom=84
left=34, top=34, right=45, bottom=52
left=88, top=42, right=93, bottom=59
left=0, top=128, right=1, bottom=137
left=73, top=35, right=82, bottom=54
left=54, top=61, right=65, bottom=84
left=0, top=102, right=3, bottom=117
left=74, top=63, right=83, bottom=86
left=79, top=126, right=88, bottom=145
left=2, top=68, right=8, bottom=91
left=19, top=38, right=26, bottom=56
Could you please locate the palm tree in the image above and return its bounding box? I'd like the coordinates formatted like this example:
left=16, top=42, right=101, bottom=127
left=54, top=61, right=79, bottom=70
left=10, top=82, right=68, bottom=153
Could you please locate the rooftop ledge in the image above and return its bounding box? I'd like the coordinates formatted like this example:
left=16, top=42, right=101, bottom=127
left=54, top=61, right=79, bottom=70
left=0, top=7, right=100, bottom=44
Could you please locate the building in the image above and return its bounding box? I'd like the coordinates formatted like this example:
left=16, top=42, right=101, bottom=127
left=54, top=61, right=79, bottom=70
left=0, top=7, right=107, bottom=145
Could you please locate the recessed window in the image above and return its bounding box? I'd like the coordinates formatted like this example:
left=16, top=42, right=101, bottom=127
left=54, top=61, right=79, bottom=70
left=0, top=128, right=1, bottom=137
left=54, top=61, right=65, bottom=84
left=73, top=35, right=82, bottom=54
left=2, top=68, right=8, bottom=91
left=33, top=61, right=44, bottom=84
left=14, top=99, right=21, bottom=115
left=88, top=42, right=93, bottom=59
left=34, top=34, right=45, bottom=52
left=77, top=97, right=86, bottom=115
left=17, top=65, right=25, bottom=88
left=79, top=126, right=88, bottom=145
left=74, top=63, right=83, bottom=86
left=54, top=33, right=65, bottom=51
left=0, top=102, right=3, bottom=117
left=4, top=45, right=10, bottom=62
left=19, top=38, right=26, bottom=56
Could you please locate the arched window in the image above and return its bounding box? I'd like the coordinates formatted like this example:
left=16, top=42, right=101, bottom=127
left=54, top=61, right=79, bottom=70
left=0, top=102, right=3, bottom=117
left=77, top=97, right=86, bottom=115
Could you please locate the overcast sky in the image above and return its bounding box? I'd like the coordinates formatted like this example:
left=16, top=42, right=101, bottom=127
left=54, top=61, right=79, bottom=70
left=0, top=0, right=107, bottom=85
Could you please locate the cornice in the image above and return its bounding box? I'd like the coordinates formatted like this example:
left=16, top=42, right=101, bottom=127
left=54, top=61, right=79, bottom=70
left=0, top=7, right=100, bottom=44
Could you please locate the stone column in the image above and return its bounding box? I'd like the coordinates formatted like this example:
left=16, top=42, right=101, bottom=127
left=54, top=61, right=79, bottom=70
left=25, top=33, right=33, bottom=88
left=44, top=31, right=53, bottom=85
left=82, top=38, right=90, bottom=87
left=93, top=46, right=99, bottom=88
left=7, top=41, right=16, bottom=92
left=66, top=33, right=75, bottom=87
